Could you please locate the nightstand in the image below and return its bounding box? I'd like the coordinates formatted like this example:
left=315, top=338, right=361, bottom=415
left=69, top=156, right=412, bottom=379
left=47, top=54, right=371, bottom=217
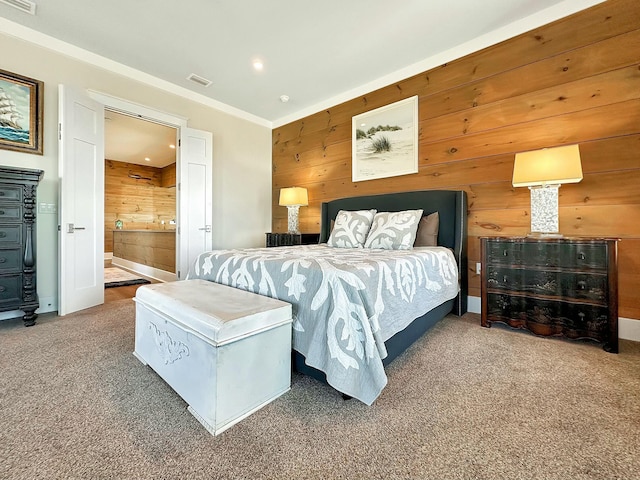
left=480, top=236, right=618, bottom=353
left=265, top=233, right=320, bottom=247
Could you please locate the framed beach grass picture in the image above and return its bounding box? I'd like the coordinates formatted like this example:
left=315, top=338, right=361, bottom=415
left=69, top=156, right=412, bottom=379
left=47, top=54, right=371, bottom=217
left=352, top=95, right=418, bottom=182
left=0, top=69, right=44, bottom=155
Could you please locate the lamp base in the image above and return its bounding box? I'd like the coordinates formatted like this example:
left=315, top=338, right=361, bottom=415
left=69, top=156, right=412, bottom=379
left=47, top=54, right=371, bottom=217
left=286, top=205, right=300, bottom=235
left=529, top=184, right=560, bottom=236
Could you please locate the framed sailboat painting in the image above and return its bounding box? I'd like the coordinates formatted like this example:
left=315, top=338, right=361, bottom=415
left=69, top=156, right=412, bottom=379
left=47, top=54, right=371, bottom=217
left=0, top=69, right=44, bottom=155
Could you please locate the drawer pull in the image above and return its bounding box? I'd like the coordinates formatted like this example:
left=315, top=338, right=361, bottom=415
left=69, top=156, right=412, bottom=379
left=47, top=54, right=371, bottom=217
left=0, top=286, right=5, bottom=292
left=0, top=232, right=6, bottom=238
left=0, top=191, right=4, bottom=196
left=578, top=252, right=586, bottom=260
left=502, top=250, right=509, bottom=257
left=503, top=275, right=508, bottom=283
left=577, top=280, right=586, bottom=290
left=0, top=210, right=4, bottom=215
left=0, top=257, right=5, bottom=263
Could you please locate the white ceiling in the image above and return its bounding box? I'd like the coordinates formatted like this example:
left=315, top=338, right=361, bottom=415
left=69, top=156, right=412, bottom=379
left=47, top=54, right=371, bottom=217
left=0, top=0, right=603, bottom=128
left=104, top=111, right=176, bottom=168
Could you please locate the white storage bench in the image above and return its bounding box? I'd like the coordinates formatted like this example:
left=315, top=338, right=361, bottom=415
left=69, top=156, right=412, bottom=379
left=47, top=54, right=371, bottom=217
left=133, top=279, right=292, bottom=436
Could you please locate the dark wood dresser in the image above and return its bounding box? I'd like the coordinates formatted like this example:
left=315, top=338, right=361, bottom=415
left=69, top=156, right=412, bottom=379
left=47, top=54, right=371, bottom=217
left=265, top=232, right=320, bottom=247
left=0, top=166, right=43, bottom=326
left=480, top=236, right=618, bottom=352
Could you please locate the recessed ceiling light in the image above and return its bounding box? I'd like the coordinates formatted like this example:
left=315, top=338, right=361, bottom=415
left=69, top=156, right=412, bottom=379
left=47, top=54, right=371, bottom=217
left=279, top=95, right=290, bottom=103
left=169, top=144, right=175, bottom=149
left=253, top=60, right=264, bottom=71
left=144, top=157, right=151, bottom=162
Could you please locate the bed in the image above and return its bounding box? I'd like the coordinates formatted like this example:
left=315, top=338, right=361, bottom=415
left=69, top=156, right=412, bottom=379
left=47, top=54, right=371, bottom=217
left=187, top=189, right=468, bottom=404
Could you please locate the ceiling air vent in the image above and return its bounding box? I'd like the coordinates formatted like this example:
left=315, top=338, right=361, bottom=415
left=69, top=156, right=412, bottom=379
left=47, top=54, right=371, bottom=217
left=0, top=0, right=36, bottom=15
left=186, top=73, right=212, bottom=88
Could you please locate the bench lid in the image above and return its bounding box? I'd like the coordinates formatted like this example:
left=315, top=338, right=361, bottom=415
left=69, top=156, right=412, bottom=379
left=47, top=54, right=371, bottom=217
left=135, top=279, right=292, bottom=345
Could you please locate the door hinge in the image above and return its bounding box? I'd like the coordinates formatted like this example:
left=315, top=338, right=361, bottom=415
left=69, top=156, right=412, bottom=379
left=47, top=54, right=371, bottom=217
left=58, top=123, right=62, bottom=140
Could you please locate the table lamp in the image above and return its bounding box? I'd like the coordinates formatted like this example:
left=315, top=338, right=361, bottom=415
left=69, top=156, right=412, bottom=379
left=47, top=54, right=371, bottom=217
left=512, top=144, right=582, bottom=237
left=279, top=187, right=308, bottom=234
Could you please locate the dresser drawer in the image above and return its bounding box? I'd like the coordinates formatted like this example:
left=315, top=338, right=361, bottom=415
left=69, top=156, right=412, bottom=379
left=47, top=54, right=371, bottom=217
left=486, top=241, right=607, bottom=271
left=0, top=184, right=22, bottom=202
left=0, top=205, right=22, bottom=222
left=486, top=266, right=608, bottom=304
left=0, top=225, right=22, bottom=245
left=486, top=293, right=609, bottom=341
left=0, top=274, right=22, bottom=306
left=0, top=249, right=22, bottom=273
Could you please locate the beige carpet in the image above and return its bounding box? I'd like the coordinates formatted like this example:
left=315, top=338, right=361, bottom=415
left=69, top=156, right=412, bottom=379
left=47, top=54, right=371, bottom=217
left=1, top=300, right=639, bottom=480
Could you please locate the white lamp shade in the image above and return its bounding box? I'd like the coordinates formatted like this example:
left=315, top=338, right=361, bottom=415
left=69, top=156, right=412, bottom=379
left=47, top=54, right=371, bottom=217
left=279, top=187, right=308, bottom=206
left=512, top=144, right=583, bottom=187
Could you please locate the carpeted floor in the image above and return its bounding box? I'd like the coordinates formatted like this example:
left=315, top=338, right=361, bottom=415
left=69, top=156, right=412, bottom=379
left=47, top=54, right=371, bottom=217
left=1, top=300, right=639, bottom=480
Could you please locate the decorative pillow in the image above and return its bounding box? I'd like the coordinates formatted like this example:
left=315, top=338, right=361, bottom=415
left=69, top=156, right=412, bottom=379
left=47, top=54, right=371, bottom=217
left=414, top=212, right=440, bottom=247
left=327, top=209, right=377, bottom=248
left=364, top=209, right=423, bottom=250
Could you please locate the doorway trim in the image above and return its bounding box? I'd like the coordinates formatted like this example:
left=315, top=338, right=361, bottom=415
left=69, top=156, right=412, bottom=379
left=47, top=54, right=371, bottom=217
left=90, top=90, right=186, bottom=286
left=88, top=90, right=189, bottom=128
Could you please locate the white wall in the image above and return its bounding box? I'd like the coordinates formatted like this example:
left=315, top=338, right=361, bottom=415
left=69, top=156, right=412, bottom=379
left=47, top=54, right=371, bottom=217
left=0, top=32, right=272, bottom=314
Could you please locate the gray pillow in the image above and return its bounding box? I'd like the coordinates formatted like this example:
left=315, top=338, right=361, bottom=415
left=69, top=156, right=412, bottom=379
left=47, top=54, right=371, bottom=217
left=364, top=209, right=423, bottom=250
left=327, top=209, right=376, bottom=248
left=414, top=212, right=440, bottom=247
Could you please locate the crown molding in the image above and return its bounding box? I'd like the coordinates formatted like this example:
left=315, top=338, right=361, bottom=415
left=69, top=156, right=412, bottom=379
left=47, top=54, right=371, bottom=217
left=0, top=17, right=272, bottom=128
left=272, top=0, right=605, bottom=127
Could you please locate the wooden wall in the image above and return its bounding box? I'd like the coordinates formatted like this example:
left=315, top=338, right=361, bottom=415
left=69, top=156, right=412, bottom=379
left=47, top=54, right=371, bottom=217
left=105, top=160, right=176, bottom=253
left=113, top=231, right=175, bottom=273
left=272, top=0, right=640, bottom=320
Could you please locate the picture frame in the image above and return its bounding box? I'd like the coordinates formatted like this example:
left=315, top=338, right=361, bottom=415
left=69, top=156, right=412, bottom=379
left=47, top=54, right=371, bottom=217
left=0, top=69, right=44, bottom=155
left=352, top=95, right=418, bottom=182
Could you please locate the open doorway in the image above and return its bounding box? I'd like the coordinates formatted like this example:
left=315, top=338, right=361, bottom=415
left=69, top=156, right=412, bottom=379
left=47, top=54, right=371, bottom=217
left=59, top=86, right=213, bottom=316
left=103, top=111, right=177, bottom=300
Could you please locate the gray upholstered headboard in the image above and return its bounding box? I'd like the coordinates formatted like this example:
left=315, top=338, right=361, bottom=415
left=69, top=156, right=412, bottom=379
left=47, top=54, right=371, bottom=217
left=319, top=190, right=468, bottom=315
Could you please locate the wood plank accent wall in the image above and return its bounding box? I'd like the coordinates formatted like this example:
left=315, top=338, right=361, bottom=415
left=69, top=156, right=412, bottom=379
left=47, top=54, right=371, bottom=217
left=113, top=231, right=176, bottom=273
left=105, top=160, right=176, bottom=253
left=272, top=0, right=640, bottom=320
left=161, top=163, right=176, bottom=188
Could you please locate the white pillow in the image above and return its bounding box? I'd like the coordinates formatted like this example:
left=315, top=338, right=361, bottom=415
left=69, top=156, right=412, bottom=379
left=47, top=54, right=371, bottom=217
left=364, top=209, right=424, bottom=250
left=327, top=209, right=376, bottom=248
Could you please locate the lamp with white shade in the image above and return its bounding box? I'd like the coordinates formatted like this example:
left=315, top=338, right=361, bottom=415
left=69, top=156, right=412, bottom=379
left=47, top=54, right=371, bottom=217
left=512, top=144, right=583, bottom=237
left=279, top=187, right=308, bottom=234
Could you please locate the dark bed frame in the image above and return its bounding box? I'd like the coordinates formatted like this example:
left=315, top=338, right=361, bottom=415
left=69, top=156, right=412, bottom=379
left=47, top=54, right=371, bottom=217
left=293, top=189, right=468, bottom=382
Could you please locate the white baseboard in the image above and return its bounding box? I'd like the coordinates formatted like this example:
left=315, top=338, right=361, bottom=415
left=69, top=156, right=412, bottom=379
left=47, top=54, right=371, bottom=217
left=0, top=296, right=58, bottom=321
left=466, top=295, right=640, bottom=342
left=0, top=310, right=21, bottom=321
left=619, top=317, right=640, bottom=342
left=104, top=252, right=113, bottom=261
left=111, top=257, right=177, bottom=283
left=37, top=296, right=57, bottom=313
left=468, top=295, right=481, bottom=314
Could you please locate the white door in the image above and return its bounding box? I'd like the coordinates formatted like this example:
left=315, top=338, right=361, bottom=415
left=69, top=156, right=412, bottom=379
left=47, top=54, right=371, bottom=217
left=177, top=128, right=213, bottom=279
left=58, top=85, right=105, bottom=315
